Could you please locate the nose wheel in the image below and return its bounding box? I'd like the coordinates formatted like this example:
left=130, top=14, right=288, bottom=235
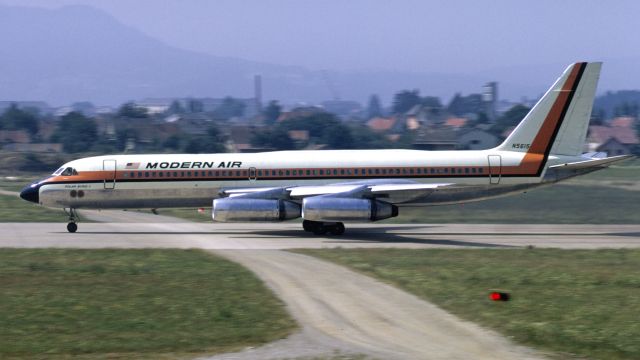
left=302, top=220, right=345, bottom=235
left=64, top=208, right=79, bottom=233
left=66, top=222, right=78, bottom=233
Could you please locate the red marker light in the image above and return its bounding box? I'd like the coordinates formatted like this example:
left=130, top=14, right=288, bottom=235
left=489, top=291, right=510, bottom=301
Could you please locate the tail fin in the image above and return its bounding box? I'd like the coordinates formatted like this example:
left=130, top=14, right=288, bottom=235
left=495, top=62, right=601, bottom=156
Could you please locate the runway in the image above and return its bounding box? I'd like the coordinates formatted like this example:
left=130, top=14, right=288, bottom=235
left=2, top=217, right=638, bottom=359
left=2, top=221, right=639, bottom=249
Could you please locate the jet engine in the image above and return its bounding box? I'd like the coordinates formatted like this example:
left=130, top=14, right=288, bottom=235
left=212, top=198, right=301, bottom=222
left=302, top=197, right=398, bottom=222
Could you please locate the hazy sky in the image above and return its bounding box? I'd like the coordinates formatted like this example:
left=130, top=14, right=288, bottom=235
left=1, top=0, right=638, bottom=74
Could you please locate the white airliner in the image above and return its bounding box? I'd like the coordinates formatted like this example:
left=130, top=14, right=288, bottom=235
left=20, top=62, right=632, bottom=234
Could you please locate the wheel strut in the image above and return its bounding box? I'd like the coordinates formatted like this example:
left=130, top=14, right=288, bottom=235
left=64, top=208, right=78, bottom=233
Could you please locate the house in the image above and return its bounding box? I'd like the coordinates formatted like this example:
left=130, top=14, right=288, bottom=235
left=586, top=125, right=639, bottom=155
left=288, top=130, right=309, bottom=142
left=366, top=117, right=397, bottom=133
left=227, top=125, right=271, bottom=153
left=457, top=129, right=499, bottom=150
left=412, top=127, right=457, bottom=150
left=0, top=130, right=30, bottom=143
left=443, top=117, right=469, bottom=130
left=609, top=116, right=635, bottom=128
left=405, top=104, right=442, bottom=129
left=3, top=143, right=63, bottom=153
left=277, top=106, right=326, bottom=122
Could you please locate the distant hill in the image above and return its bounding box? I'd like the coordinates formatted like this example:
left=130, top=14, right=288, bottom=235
left=0, top=5, right=636, bottom=107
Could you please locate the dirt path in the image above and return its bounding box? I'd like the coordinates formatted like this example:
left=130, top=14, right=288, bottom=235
left=205, top=250, right=546, bottom=360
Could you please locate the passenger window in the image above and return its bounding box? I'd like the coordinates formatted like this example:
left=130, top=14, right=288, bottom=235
left=465, top=168, right=469, bottom=174
left=472, top=168, right=477, bottom=174
left=187, top=171, right=192, bottom=177
left=194, top=171, right=198, bottom=177
left=145, top=172, right=150, bottom=178
left=130, top=172, right=135, bottom=178
left=258, top=170, right=262, bottom=176
left=174, top=172, right=178, bottom=177
left=286, top=170, right=290, bottom=176
left=138, top=172, right=143, bottom=177
left=319, top=169, right=324, bottom=175
left=306, top=170, right=311, bottom=176
left=159, top=172, right=164, bottom=177
left=479, top=168, right=484, bottom=173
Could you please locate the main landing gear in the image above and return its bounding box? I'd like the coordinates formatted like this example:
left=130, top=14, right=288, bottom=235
left=64, top=208, right=78, bottom=233
left=302, top=220, right=345, bottom=236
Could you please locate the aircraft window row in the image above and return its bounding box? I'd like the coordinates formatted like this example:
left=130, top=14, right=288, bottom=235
left=124, top=170, right=250, bottom=179
left=121, top=167, right=486, bottom=179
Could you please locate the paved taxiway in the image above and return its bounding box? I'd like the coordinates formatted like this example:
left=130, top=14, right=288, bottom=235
left=2, top=215, right=639, bottom=359
left=2, top=221, right=639, bottom=249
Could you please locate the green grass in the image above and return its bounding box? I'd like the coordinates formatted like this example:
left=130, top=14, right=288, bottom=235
left=297, top=248, right=640, bottom=360
left=0, top=248, right=296, bottom=359
left=577, top=158, right=640, bottom=181
left=392, top=184, right=640, bottom=224
left=0, top=193, right=66, bottom=222
left=0, top=175, right=45, bottom=192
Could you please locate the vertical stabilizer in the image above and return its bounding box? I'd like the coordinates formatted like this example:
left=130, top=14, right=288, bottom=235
left=495, top=62, right=601, bottom=157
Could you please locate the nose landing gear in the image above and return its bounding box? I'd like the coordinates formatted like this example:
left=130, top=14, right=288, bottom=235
left=64, top=208, right=78, bottom=233
left=302, top=220, right=345, bottom=235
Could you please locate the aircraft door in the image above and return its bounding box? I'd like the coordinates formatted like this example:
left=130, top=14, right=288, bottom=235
left=103, top=159, right=116, bottom=189
left=249, top=167, right=257, bottom=181
left=488, top=155, right=501, bottom=185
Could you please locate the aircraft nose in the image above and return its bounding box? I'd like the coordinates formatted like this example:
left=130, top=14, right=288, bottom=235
left=20, top=184, right=40, bottom=204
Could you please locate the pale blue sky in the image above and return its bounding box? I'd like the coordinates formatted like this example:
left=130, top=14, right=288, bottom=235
left=1, top=0, right=637, bottom=73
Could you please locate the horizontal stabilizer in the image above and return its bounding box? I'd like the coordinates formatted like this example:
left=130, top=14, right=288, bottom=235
left=549, top=155, right=634, bottom=170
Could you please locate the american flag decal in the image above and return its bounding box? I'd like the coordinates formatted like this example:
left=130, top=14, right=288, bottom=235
left=125, top=162, right=140, bottom=169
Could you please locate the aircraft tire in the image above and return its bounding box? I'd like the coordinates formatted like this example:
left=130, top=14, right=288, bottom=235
left=67, top=222, right=78, bottom=233
left=329, top=222, right=345, bottom=235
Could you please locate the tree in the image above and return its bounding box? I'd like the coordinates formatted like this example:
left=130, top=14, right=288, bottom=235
left=366, top=95, right=383, bottom=119
left=392, top=90, right=421, bottom=114
left=184, top=125, right=227, bottom=153
left=321, top=124, right=354, bottom=149
left=250, top=127, right=295, bottom=150
left=263, top=100, right=282, bottom=125
left=0, top=103, right=39, bottom=135
left=50, top=112, right=98, bottom=153
left=118, top=102, right=148, bottom=118
left=213, top=97, right=246, bottom=119
left=187, top=99, right=204, bottom=113
left=168, top=100, right=185, bottom=114
left=492, top=104, right=530, bottom=136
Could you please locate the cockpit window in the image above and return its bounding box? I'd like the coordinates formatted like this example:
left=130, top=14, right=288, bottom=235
left=53, top=167, right=65, bottom=175
left=60, top=167, right=78, bottom=176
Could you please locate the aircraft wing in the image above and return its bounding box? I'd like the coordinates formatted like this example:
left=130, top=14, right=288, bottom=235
left=221, top=180, right=454, bottom=204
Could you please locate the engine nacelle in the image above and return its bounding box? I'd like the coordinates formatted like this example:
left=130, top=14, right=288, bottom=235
left=302, top=197, right=398, bottom=222
left=212, top=198, right=301, bottom=222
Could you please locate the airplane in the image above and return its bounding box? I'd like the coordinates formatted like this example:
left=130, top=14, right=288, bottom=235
left=20, top=62, right=633, bottom=234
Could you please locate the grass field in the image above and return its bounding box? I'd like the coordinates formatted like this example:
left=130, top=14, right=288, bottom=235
left=0, top=248, right=296, bottom=359
left=0, top=193, right=66, bottom=222
left=392, top=184, right=640, bottom=224
left=297, top=248, right=640, bottom=360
